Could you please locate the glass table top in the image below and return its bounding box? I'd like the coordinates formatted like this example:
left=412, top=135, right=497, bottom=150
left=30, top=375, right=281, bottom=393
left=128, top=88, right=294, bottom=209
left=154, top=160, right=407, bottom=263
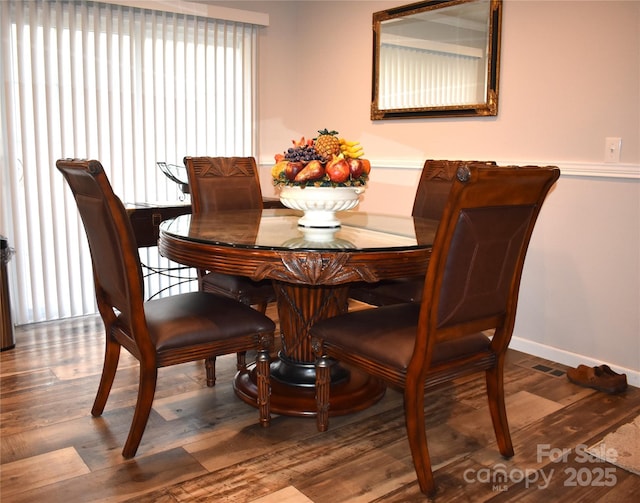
left=160, top=208, right=438, bottom=252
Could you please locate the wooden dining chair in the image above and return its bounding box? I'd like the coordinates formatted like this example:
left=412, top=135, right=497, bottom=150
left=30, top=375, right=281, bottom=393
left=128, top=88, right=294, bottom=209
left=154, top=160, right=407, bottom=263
left=56, top=158, right=275, bottom=458
left=349, top=159, right=495, bottom=306
left=184, top=156, right=279, bottom=378
left=312, top=162, right=560, bottom=496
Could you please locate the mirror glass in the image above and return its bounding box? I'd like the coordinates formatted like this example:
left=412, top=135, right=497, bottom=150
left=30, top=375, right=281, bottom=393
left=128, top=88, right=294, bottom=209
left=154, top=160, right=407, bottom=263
left=372, top=0, right=502, bottom=119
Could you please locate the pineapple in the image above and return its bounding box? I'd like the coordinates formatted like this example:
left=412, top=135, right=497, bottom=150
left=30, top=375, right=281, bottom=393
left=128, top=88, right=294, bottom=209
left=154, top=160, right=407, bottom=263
left=314, top=129, right=341, bottom=160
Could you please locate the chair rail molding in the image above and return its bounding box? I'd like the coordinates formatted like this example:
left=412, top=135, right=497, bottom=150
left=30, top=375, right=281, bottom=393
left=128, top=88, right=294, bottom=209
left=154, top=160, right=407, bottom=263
left=374, top=160, right=640, bottom=180
left=259, top=159, right=640, bottom=180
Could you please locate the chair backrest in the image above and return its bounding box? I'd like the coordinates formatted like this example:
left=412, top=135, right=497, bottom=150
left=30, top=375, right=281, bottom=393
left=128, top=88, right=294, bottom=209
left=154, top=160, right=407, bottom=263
left=184, top=156, right=264, bottom=214
left=56, top=159, right=148, bottom=345
left=412, top=160, right=496, bottom=220
left=412, top=163, right=560, bottom=374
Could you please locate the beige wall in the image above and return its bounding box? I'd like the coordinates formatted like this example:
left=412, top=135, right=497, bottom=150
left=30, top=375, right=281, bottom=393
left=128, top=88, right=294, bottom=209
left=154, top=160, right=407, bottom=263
left=208, top=1, right=640, bottom=384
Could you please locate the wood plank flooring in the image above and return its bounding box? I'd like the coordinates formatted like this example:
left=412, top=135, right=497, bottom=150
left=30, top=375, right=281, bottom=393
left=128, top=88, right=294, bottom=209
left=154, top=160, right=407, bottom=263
left=1, top=303, right=638, bottom=502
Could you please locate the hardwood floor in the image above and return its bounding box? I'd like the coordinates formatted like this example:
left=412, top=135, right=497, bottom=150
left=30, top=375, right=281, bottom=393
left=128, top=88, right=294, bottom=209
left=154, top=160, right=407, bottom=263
left=1, top=303, right=638, bottom=502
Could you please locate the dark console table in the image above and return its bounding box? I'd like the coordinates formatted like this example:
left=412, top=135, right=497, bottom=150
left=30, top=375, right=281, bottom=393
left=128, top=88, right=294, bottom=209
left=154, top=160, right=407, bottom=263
left=126, top=198, right=282, bottom=248
left=126, top=202, right=192, bottom=248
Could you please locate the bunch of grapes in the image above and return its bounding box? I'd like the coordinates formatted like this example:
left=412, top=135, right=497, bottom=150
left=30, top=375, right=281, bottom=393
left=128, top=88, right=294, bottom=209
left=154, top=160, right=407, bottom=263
left=284, top=145, right=324, bottom=163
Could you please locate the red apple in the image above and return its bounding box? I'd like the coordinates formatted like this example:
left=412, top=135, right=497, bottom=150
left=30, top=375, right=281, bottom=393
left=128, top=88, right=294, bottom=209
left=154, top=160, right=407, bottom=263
left=284, top=161, right=304, bottom=181
left=360, top=158, right=371, bottom=175
left=295, top=159, right=325, bottom=182
left=347, top=158, right=364, bottom=178
left=325, top=156, right=350, bottom=183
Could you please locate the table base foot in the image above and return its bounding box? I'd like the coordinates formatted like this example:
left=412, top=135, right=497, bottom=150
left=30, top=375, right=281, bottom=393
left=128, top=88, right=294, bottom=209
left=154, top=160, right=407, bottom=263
left=269, top=353, right=349, bottom=387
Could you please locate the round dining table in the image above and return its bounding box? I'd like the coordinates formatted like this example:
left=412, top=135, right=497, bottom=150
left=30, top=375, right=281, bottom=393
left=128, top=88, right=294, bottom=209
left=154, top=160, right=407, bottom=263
left=159, top=208, right=436, bottom=417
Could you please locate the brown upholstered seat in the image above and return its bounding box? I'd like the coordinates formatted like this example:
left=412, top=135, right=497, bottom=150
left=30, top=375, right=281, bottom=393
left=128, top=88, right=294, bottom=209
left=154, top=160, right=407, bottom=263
left=349, top=159, right=495, bottom=306
left=57, top=158, right=275, bottom=458
left=312, top=162, right=560, bottom=496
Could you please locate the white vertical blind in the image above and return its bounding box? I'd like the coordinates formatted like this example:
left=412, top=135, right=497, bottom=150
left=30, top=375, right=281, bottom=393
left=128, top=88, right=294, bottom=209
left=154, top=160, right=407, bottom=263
left=0, top=0, right=258, bottom=324
left=379, top=44, right=482, bottom=109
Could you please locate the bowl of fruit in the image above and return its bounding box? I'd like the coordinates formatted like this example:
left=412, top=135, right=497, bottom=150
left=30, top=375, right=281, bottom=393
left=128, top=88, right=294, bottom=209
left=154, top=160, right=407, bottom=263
left=272, top=129, right=370, bottom=227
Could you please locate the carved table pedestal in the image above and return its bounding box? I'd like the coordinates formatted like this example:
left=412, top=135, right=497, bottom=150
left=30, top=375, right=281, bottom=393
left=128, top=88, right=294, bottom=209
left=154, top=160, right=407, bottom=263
left=159, top=210, right=435, bottom=417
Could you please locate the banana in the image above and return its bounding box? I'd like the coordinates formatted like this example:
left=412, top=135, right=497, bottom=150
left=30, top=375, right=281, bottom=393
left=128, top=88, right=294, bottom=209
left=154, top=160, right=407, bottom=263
left=341, top=149, right=364, bottom=159
left=339, top=138, right=360, bottom=147
left=338, top=138, right=365, bottom=158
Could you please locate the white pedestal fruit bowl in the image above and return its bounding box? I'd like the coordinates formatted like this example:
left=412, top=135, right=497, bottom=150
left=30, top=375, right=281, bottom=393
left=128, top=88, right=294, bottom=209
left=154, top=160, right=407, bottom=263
left=272, top=129, right=370, bottom=227
left=279, top=186, right=364, bottom=228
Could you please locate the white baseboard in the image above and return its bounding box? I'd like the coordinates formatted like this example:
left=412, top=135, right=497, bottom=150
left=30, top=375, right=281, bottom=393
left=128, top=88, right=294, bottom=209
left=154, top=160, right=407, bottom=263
left=510, top=336, right=640, bottom=388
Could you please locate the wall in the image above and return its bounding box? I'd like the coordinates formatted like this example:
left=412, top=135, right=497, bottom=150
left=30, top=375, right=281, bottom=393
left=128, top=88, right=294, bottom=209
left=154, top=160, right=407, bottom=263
left=209, top=1, right=640, bottom=385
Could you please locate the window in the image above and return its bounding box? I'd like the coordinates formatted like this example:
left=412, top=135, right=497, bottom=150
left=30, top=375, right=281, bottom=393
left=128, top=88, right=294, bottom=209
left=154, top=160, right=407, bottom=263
left=0, top=0, right=259, bottom=324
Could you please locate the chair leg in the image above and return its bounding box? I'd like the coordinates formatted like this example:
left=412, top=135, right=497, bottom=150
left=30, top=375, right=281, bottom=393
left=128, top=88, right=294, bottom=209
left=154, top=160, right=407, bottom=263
left=205, top=356, right=216, bottom=387
left=315, top=356, right=331, bottom=432
left=196, top=269, right=207, bottom=291
left=256, top=348, right=271, bottom=427
left=404, top=383, right=436, bottom=496
left=238, top=298, right=270, bottom=371
left=91, top=337, right=121, bottom=416
left=236, top=351, right=247, bottom=371
left=122, top=365, right=158, bottom=459
left=485, top=363, right=514, bottom=458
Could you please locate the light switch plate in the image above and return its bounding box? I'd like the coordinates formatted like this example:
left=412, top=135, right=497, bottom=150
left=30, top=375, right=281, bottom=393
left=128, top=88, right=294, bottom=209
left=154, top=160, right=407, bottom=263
left=605, top=137, right=621, bottom=163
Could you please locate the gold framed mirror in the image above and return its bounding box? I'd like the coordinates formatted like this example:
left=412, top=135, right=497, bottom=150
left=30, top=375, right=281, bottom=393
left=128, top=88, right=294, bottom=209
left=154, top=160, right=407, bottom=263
left=372, top=0, right=502, bottom=120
